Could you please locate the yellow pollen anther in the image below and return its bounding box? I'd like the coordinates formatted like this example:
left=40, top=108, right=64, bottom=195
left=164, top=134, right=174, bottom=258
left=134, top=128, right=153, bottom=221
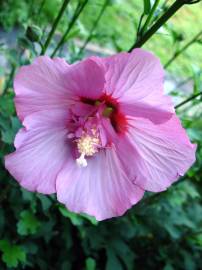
left=77, top=134, right=99, bottom=156
left=76, top=133, right=100, bottom=167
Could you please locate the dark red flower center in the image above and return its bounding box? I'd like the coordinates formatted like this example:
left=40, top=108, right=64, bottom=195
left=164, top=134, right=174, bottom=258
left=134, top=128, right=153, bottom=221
left=81, top=94, right=128, bottom=134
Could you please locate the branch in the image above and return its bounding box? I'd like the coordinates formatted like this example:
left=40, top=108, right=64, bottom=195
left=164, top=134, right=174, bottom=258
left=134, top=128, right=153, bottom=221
left=51, top=0, right=89, bottom=57
left=164, top=30, right=202, bottom=68
left=78, top=0, right=109, bottom=56
left=136, top=13, right=145, bottom=42
left=40, top=0, right=71, bottom=55
left=174, top=91, right=202, bottom=109
left=140, top=0, right=161, bottom=35
left=128, top=0, right=200, bottom=51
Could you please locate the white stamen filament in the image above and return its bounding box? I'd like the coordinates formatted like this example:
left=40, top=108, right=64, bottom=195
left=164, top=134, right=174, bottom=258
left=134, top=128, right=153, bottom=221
left=76, top=153, right=88, bottom=167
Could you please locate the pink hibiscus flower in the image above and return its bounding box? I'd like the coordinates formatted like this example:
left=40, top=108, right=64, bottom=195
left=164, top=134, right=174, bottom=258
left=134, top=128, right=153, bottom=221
left=5, top=49, right=196, bottom=221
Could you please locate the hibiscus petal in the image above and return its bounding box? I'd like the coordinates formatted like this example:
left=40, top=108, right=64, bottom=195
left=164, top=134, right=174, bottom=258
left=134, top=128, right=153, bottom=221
left=14, top=56, right=72, bottom=121
left=64, top=58, right=105, bottom=99
left=56, top=147, right=144, bottom=221
left=101, top=48, right=173, bottom=123
left=15, top=56, right=105, bottom=122
left=116, top=115, right=196, bottom=192
left=5, top=110, right=70, bottom=194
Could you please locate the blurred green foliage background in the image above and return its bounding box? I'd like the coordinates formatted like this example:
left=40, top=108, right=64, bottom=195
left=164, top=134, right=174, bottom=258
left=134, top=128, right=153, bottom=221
left=0, top=0, right=202, bottom=269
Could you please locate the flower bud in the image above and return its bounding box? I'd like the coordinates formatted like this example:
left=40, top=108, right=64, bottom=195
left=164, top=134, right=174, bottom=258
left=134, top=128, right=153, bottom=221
left=26, top=25, right=42, bottom=42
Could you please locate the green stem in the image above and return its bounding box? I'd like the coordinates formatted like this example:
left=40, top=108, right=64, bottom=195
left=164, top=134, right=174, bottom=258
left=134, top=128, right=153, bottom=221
left=51, top=0, right=88, bottom=58
left=136, top=13, right=145, bottom=41
left=175, top=91, right=202, bottom=109
left=3, top=65, right=16, bottom=95
left=29, top=0, right=34, bottom=18
left=188, top=0, right=201, bottom=3
left=129, top=0, right=189, bottom=51
left=78, top=0, right=109, bottom=55
left=40, top=0, right=71, bottom=55
left=38, top=0, right=46, bottom=16
left=164, top=30, right=202, bottom=68
left=35, top=0, right=47, bottom=24
left=141, top=0, right=161, bottom=34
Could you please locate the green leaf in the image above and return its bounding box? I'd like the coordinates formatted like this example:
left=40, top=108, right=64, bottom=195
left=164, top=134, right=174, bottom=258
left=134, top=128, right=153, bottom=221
left=0, top=95, right=15, bottom=117
left=85, top=257, right=96, bottom=270
left=143, top=0, right=151, bottom=15
left=0, top=116, right=21, bottom=144
left=64, top=27, right=80, bottom=41
left=106, top=248, right=123, bottom=270
left=192, top=233, right=202, bottom=246
left=37, top=194, right=52, bottom=211
left=0, top=239, right=26, bottom=268
left=21, top=189, right=36, bottom=202
left=37, top=220, right=56, bottom=243
left=80, top=213, right=98, bottom=226
left=163, top=263, right=174, bottom=270
left=62, top=261, right=71, bottom=270
left=109, top=239, right=135, bottom=270
left=58, top=205, right=98, bottom=226
left=20, top=189, right=37, bottom=212
left=181, top=250, right=196, bottom=270
left=17, top=210, right=41, bottom=235
left=59, top=206, right=83, bottom=226
left=18, top=37, right=33, bottom=50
